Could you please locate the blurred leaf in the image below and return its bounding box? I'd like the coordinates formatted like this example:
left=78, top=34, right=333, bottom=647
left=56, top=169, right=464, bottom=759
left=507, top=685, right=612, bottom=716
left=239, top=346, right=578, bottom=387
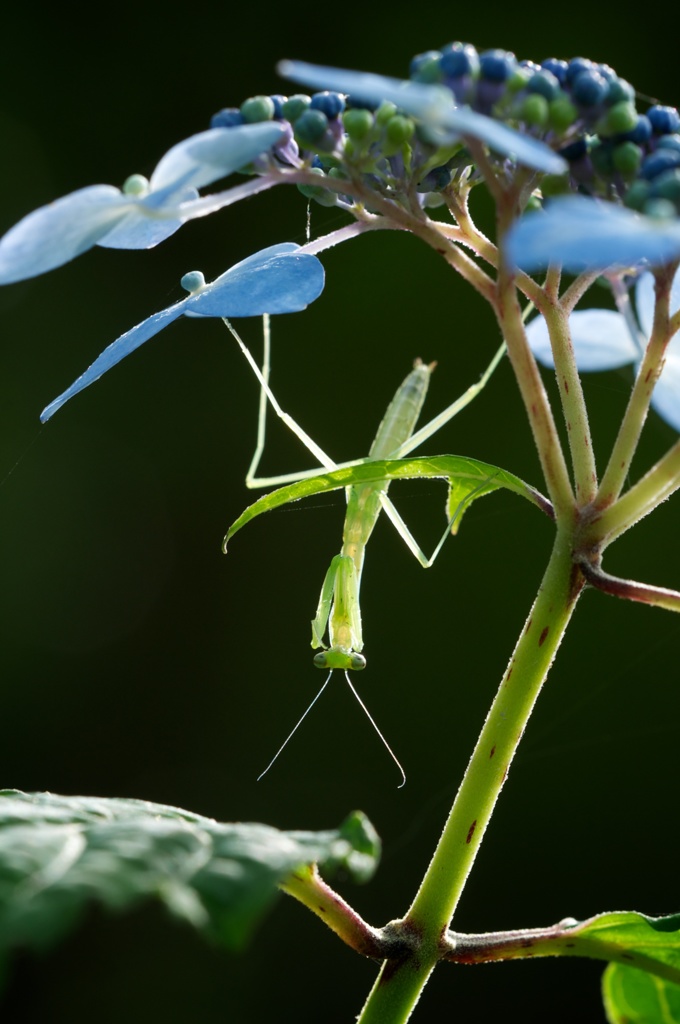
left=224, top=454, right=552, bottom=550
left=0, top=790, right=379, bottom=979
left=603, top=962, right=680, bottom=1024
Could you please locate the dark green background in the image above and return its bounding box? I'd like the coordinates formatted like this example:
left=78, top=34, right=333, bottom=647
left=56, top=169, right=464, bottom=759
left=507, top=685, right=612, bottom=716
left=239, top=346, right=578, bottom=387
left=1, top=7, right=678, bottom=1022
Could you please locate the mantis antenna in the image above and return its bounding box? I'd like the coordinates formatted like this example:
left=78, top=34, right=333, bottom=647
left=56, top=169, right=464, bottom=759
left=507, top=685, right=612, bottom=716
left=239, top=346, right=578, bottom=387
left=256, top=669, right=406, bottom=787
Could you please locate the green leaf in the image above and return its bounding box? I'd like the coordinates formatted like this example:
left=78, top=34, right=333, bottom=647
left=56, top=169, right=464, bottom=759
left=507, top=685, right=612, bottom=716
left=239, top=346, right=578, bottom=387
left=603, top=962, right=680, bottom=1024
left=223, top=455, right=552, bottom=550
left=0, top=791, right=380, bottom=974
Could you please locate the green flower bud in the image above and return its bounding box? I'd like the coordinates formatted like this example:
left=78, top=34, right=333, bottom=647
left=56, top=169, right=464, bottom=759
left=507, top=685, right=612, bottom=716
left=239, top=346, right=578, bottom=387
left=342, top=108, right=374, bottom=141
left=294, top=109, right=329, bottom=146
left=385, top=114, right=415, bottom=146
left=282, top=95, right=311, bottom=122
left=240, top=95, right=276, bottom=123
left=518, top=94, right=549, bottom=128
left=612, top=141, right=642, bottom=177
left=598, top=101, right=638, bottom=137
left=623, top=179, right=650, bottom=211
left=548, top=96, right=578, bottom=133
left=297, top=166, right=338, bottom=207
left=375, top=101, right=398, bottom=126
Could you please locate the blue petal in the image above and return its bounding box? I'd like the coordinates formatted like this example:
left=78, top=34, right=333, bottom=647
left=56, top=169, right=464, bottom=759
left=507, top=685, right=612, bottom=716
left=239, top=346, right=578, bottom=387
left=40, top=302, right=189, bottom=422
left=97, top=186, right=199, bottom=249
left=185, top=244, right=325, bottom=317
left=149, top=123, right=286, bottom=193
left=649, top=335, right=680, bottom=431
left=507, top=196, right=680, bottom=272
left=0, top=186, right=132, bottom=283
left=526, top=308, right=639, bottom=370
left=278, top=60, right=566, bottom=175
left=40, top=245, right=325, bottom=422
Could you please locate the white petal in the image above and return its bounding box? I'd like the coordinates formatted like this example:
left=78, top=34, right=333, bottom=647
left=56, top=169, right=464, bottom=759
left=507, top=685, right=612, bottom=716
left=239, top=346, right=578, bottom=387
left=526, top=308, right=638, bottom=370
left=635, top=267, right=680, bottom=339
left=650, top=335, right=680, bottom=432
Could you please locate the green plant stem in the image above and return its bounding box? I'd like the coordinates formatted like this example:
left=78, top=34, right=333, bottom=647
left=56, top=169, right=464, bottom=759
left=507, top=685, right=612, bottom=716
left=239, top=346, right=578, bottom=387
left=582, top=435, right=680, bottom=546
left=540, top=302, right=598, bottom=503
left=495, top=260, right=575, bottom=520
left=356, top=528, right=584, bottom=1023
left=280, top=865, right=385, bottom=958
left=597, top=265, right=676, bottom=506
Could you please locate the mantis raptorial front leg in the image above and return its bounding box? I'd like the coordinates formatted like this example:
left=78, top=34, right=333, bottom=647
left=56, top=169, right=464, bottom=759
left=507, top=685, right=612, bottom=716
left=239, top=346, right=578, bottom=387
left=224, top=316, right=506, bottom=783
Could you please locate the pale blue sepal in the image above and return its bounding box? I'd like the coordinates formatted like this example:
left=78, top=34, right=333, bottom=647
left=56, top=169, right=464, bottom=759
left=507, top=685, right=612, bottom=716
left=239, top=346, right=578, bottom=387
left=0, top=124, right=287, bottom=282
left=507, top=196, right=680, bottom=272
left=149, top=123, right=286, bottom=192
left=40, top=244, right=325, bottom=422
left=278, top=60, right=566, bottom=174
left=526, top=308, right=640, bottom=370
left=0, top=186, right=133, bottom=284
left=97, top=186, right=199, bottom=249
left=184, top=242, right=324, bottom=317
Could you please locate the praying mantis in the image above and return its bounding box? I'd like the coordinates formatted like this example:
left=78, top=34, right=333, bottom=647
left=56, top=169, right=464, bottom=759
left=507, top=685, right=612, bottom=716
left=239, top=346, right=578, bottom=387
left=224, top=315, right=506, bottom=785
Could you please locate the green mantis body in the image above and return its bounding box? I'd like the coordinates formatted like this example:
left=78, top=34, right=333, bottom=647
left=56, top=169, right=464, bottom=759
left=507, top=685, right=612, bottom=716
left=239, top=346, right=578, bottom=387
left=311, top=359, right=433, bottom=674
left=225, top=316, right=506, bottom=783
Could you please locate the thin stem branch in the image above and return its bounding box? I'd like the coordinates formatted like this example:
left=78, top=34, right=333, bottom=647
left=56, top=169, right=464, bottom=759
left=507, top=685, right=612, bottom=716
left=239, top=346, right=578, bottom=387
left=576, top=558, right=680, bottom=613
left=581, top=435, right=680, bottom=546
left=596, top=264, right=677, bottom=506
left=495, top=259, right=576, bottom=520
left=541, top=302, right=598, bottom=503
left=280, top=865, right=385, bottom=959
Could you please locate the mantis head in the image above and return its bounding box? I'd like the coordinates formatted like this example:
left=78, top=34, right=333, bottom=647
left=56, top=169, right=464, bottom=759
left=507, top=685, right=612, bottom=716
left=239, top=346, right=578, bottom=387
left=313, top=648, right=366, bottom=671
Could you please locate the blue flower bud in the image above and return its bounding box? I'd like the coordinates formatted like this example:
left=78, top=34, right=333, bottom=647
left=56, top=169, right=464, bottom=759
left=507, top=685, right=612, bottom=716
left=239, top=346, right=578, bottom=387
left=270, top=95, right=288, bottom=119
left=565, top=57, right=594, bottom=86
left=604, top=78, right=635, bottom=105
left=541, top=58, right=568, bottom=85
left=621, top=115, right=652, bottom=145
left=294, top=108, right=329, bottom=146
left=479, top=49, right=516, bottom=82
left=559, top=138, right=588, bottom=162
left=570, top=70, right=608, bottom=107
left=409, top=50, right=443, bottom=83
left=526, top=69, right=561, bottom=101
left=647, top=105, right=680, bottom=135
left=439, top=42, right=479, bottom=78
left=310, top=91, right=346, bottom=119
left=656, top=134, right=680, bottom=154
left=210, top=107, right=245, bottom=128
left=640, top=148, right=680, bottom=180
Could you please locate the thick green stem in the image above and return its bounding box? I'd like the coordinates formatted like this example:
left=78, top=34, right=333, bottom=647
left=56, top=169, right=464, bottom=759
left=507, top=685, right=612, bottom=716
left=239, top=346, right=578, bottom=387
left=356, top=529, right=584, bottom=1023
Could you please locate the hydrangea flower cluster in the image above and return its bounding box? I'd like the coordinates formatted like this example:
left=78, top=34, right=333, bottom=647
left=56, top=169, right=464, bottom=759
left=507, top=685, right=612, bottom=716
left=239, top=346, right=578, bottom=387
left=1, top=43, right=679, bottom=433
